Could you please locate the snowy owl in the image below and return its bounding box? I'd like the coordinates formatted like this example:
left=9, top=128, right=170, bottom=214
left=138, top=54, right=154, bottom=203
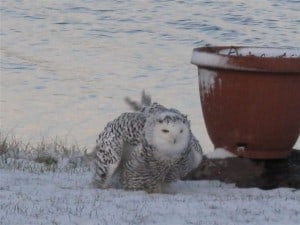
left=92, top=92, right=203, bottom=192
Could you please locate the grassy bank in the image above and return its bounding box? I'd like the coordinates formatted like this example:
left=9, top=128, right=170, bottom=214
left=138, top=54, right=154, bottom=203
left=0, top=133, right=91, bottom=173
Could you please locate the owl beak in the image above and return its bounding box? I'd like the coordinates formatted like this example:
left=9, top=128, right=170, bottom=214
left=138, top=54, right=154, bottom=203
left=173, top=139, right=177, bottom=144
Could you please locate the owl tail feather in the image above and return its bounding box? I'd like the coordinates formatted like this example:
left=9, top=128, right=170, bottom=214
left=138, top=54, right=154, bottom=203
left=125, top=90, right=152, bottom=111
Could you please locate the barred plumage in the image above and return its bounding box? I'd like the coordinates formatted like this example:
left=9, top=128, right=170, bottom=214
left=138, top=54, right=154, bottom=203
left=92, top=92, right=203, bottom=192
left=93, top=112, right=146, bottom=188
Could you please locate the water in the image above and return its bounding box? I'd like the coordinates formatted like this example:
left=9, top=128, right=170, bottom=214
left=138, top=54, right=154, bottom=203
left=1, top=0, right=299, bottom=152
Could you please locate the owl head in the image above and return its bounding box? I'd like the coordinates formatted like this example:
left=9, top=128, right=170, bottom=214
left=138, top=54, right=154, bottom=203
left=144, top=111, right=191, bottom=160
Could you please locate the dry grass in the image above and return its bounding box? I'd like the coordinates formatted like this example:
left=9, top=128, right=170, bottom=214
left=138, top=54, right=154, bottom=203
left=0, top=133, right=91, bottom=172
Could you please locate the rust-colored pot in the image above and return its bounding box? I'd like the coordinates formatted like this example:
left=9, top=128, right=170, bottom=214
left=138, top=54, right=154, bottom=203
left=191, top=46, right=300, bottom=159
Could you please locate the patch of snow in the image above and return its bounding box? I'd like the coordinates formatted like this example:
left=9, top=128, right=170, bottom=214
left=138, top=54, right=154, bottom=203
left=198, top=69, right=218, bottom=99
left=191, top=51, right=229, bottom=68
left=206, top=148, right=237, bottom=159
left=1, top=168, right=299, bottom=225
left=191, top=47, right=300, bottom=72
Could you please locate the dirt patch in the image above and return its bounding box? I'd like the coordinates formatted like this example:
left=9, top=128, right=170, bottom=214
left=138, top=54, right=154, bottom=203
left=185, top=150, right=300, bottom=189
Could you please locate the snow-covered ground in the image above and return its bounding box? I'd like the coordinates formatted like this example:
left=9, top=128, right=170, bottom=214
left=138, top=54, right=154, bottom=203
left=1, top=165, right=299, bottom=225
left=1, top=1, right=300, bottom=224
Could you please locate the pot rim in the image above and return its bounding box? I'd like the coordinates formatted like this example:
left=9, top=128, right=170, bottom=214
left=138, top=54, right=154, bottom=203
left=191, top=46, right=300, bottom=73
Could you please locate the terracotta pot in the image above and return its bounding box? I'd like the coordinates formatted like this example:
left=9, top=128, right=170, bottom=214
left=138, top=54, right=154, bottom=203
left=191, top=46, right=300, bottom=159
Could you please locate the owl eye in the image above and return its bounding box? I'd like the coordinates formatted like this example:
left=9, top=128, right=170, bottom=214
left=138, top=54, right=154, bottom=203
left=158, top=119, right=163, bottom=123
left=161, top=129, right=169, bottom=133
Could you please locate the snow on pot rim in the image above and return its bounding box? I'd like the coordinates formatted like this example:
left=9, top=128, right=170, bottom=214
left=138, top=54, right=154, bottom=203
left=191, top=46, right=300, bottom=73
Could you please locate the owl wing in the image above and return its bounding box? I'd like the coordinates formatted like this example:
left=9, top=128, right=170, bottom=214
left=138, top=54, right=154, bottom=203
left=93, top=112, right=146, bottom=188
left=124, top=90, right=152, bottom=111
